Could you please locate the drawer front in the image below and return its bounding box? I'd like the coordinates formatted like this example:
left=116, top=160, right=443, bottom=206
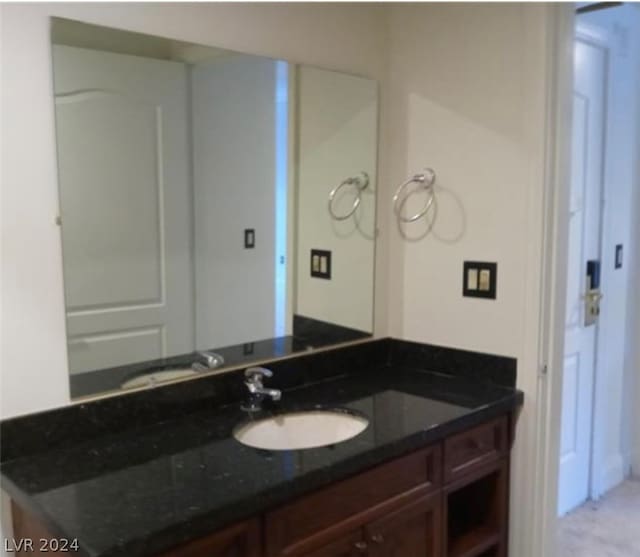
left=444, top=417, right=507, bottom=482
left=265, top=445, right=441, bottom=556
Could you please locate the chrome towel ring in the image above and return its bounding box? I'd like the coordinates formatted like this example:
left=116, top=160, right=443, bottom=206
left=328, top=172, right=370, bottom=221
left=392, top=168, right=436, bottom=223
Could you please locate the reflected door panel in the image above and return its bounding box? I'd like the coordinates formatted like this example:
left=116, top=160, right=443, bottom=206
left=54, top=45, right=194, bottom=374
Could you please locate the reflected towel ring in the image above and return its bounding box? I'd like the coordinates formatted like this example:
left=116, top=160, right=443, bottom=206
left=392, top=168, right=436, bottom=223
left=328, top=172, right=370, bottom=221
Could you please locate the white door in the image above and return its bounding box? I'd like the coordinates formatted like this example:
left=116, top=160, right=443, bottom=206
left=53, top=45, right=194, bottom=374
left=558, top=37, right=607, bottom=516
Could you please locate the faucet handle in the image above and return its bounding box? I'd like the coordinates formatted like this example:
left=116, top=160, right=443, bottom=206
left=245, top=367, right=273, bottom=382
left=198, top=351, right=225, bottom=369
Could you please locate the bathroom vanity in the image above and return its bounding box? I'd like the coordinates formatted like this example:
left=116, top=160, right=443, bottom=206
left=1, top=21, right=522, bottom=557
left=1, top=339, right=522, bottom=557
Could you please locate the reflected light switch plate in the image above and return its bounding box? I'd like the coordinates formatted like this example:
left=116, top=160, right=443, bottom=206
left=244, top=229, right=255, bottom=249
left=310, top=249, right=331, bottom=279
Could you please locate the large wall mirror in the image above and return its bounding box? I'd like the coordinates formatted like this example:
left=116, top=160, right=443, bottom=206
left=50, top=18, right=378, bottom=399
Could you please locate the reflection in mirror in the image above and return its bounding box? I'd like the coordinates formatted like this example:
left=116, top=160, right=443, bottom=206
left=50, top=19, right=378, bottom=398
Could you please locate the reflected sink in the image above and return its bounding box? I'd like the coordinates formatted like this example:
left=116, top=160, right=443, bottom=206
left=120, top=368, right=198, bottom=389
left=233, top=410, right=369, bottom=450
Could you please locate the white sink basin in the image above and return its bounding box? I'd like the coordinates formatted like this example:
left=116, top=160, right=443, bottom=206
left=121, top=368, right=197, bottom=389
left=233, top=410, right=369, bottom=450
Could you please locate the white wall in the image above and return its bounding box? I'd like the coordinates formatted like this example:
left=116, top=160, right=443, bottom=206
left=192, top=55, right=279, bottom=348
left=296, top=66, right=377, bottom=332
left=384, top=5, right=551, bottom=556
left=633, top=158, right=640, bottom=476
left=0, top=2, right=387, bottom=420
left=576, top=5, right=640, bottom=493
left=628, top=6, right=640, bottom=478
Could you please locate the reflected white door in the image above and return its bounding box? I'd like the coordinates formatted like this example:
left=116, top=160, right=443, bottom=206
left=558, top=37, right=606, bottom=516
left=53, top=45, right=194, bottom=374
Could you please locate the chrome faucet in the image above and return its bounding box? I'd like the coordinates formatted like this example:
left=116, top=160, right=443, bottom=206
left=242, top=367, right=281, bottom=411
left=191, top=351, right=225, bottom=372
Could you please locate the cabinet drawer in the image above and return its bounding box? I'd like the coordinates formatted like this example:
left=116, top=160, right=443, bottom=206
left=444, top=417, right=507, bottom=482
left=265, top=445, right=441, bottom=556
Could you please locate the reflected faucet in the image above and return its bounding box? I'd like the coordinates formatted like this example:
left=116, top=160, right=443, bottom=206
left=191, top=351, right=225, bottom=372
left=242, top=367, right=281, bottom=411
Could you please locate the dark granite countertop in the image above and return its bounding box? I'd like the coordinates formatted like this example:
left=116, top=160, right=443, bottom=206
left=0, top=358, right=523, bottom=557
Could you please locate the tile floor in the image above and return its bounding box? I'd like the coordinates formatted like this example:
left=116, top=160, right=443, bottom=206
left=557, top=478, right=640, bottom=556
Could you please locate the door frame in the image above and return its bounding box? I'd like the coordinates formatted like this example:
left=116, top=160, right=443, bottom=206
left=527, top=6, right=575, bottom=555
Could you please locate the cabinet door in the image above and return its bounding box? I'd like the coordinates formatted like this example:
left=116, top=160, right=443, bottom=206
left=265, top=446, right=441, bottom=557
left=365, top=493, right=441, bottom=557
left=158, top=518, right=261, bottom=557
left=295, top=530, right=367, bottom=557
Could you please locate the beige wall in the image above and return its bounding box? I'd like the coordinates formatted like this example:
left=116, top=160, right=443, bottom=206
left=384, top=5, right=551, bottom=556
left=386, top=2, right=537, bottom=355
left=0, top=2, right=388, bottom=420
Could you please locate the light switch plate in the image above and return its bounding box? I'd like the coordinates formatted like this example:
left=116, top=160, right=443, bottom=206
left=311, top=249, right=331, bottom=279
left=244, top=229, right=255, bottom=249
left=615, top=244, right=623, bottom=269
left=463, top=261, right=497, bottom=299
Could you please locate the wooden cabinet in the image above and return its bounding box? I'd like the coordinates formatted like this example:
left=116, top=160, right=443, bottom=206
left=264, top=446, right=441, bottom=557
left=294, top=530, right=365, bottom=557
left=10, top=414, right=514, bottom=557
left=259, top=415, right=509, bottom=557
left=443, top=417, right=508, bottom=483
left=262, top=412, right=511, bottom=557
left=365, top=492, right=441, bottom=557
left=287, top=492, right=441, bottom=557
left=158, top=519, right=261, bottom=557
left=444, top=459, right=508, bottom=557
